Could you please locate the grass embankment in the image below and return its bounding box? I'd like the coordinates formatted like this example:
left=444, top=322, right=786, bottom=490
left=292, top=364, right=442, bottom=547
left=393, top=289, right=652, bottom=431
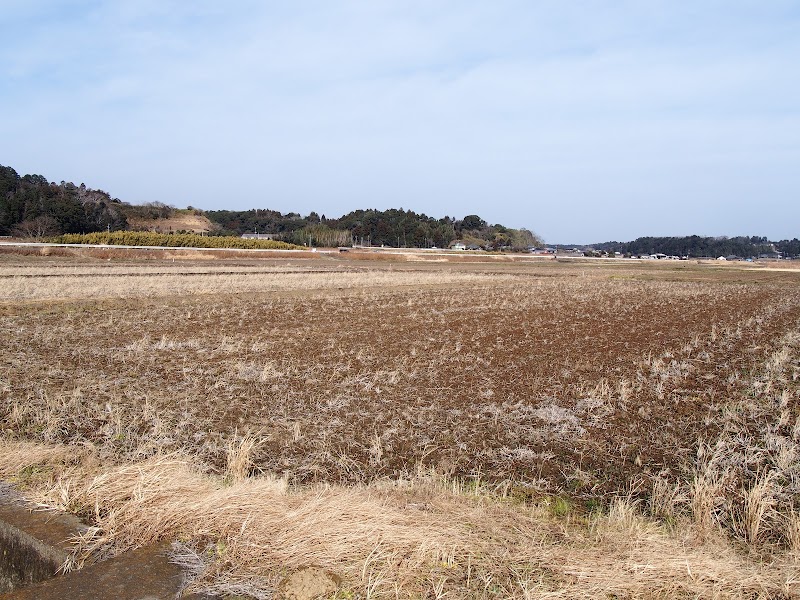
left=49, top=231, right=306, bottom=251
left=2, top=440, right=797, bottom=599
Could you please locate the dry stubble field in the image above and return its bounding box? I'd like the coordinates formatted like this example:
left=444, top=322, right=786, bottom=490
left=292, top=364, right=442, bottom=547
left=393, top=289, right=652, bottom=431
left=1, top=249, right=799, bottom=598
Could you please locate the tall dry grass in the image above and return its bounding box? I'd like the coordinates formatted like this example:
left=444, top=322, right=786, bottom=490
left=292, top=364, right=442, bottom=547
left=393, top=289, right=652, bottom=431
left=0, top=267, right=501, bottom=301
left=1, top=439, right=798, bottom=599
left=634, top=320, right=800, bottom=559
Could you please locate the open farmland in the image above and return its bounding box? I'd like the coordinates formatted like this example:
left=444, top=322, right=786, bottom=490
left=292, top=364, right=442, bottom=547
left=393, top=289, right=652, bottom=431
left=1, top=251, right=799, bottom=598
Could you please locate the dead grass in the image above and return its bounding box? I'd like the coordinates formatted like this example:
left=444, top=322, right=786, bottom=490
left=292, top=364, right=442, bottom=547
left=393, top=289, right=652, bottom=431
left=1, top=439, right=798, bottom=599
left=0, top=266, right=498, bottom=301
left=0, top=243, right=311, bottom=262
left=1, top=256, right=799, bottom=597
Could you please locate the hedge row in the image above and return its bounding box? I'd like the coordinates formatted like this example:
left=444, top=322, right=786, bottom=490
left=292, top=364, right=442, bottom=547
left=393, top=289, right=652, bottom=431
left=48, top=231, right=307, bottom=251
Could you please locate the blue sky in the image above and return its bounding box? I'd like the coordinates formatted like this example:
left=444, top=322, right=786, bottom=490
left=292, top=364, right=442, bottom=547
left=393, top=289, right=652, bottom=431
left=1, top=1, right=798, bottom=242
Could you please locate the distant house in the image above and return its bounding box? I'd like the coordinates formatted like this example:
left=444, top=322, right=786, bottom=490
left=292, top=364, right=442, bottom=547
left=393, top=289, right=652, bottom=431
left=242, top=233, right=276, bottom=240
left=451, top=242, right=466, bottom=251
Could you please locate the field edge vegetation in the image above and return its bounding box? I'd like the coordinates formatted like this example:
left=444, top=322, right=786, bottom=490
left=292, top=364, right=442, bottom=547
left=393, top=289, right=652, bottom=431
left=1, top=258, right=799, bottom=598
left=48, top=231, right=307, bottom=251
left=1, top=439, right=798, bottom=599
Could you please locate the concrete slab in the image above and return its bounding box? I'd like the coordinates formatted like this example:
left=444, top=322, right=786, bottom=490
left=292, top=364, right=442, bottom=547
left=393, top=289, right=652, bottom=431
left=0, top=484, right=85, bottom=593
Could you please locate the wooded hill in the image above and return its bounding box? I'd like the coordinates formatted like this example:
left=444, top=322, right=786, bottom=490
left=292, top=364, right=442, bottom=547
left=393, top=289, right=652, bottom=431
left=207, top=208, right=541, bottom=250
left=0, top=165, right=128, bottom=237
left=3, top=163, right=795, bottom=254
left=0, top=164, right=539, bottom=249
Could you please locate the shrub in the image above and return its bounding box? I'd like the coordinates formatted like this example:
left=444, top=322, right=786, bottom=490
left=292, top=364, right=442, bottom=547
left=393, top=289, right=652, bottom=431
left=48, top=231, right=306, bottom=251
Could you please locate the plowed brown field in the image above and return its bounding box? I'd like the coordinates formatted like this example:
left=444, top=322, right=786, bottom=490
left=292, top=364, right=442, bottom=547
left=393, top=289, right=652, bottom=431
left=2, top=255, right=798, bottom=498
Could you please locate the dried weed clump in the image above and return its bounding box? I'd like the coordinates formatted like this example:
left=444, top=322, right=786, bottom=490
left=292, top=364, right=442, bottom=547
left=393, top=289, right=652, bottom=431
left=678, top=324, right=800, bottom=553
left=0, top=439, right=797, bottom=599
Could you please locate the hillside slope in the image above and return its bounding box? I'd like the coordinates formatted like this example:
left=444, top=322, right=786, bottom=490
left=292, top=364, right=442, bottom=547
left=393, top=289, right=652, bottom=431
left=123, top=209, right=217, bottom=234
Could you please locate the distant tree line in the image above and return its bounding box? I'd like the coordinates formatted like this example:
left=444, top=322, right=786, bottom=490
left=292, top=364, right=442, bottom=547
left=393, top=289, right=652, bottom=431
left=204, top=208, right=306, bottom=236
left=0, top=164, right=127, bottom=237
left=592, top=236, right=798, bottom=258
left=9, top=163, right=793, bottom=256
left=776, top=239, right=800, bottom=257
left=0, top=163, right=540, bottom=249
left=207, top=207, right=542, bottom=250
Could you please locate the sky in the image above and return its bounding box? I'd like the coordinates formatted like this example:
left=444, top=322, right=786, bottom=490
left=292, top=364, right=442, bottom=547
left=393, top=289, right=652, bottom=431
left=1, top=1, right=798, bottom=243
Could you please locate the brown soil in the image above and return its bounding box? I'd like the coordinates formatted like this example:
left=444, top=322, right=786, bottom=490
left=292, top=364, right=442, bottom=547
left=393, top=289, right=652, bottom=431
left=125, top=213, right=216, bottom=233
left=282, top=567, right=339, bottom=600
left=1, top=257, right=798, bottom=501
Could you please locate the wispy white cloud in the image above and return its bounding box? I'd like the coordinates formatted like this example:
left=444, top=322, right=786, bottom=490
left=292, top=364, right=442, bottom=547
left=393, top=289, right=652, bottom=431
left=1, top=1, right=798, bottom=241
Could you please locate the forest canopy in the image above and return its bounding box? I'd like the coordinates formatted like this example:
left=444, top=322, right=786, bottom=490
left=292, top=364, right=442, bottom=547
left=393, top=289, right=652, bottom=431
left=1, top=163, right=795, bottom=255
left=591, top=236, right=798, bottom=259
left=0, top=165, right=127, bottom=236
left=0, top=163, right=540, bottom=249
left=207, top=207, right=541, bottom=250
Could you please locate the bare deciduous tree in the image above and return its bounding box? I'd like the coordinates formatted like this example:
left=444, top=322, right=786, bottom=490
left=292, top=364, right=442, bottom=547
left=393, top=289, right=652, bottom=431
left=12, top=215, right=60, bottom=239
